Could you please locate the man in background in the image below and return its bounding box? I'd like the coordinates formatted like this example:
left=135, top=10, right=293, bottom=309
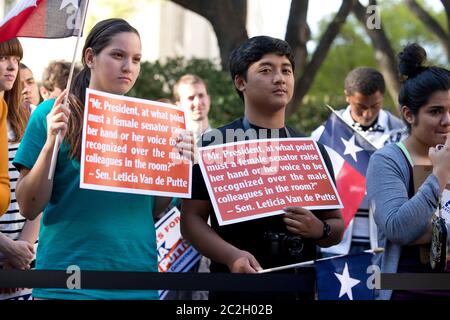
left=174, top=74, right=212, bottom=142
left=19, top=63, right=41, bottom=109
left=311, top=67, right=405, bottom=255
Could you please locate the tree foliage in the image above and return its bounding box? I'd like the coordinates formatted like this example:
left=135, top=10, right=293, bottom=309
left=288, top=0, right=448, bottom=134
left=170, top=0, right=357, bottom=117
left=128, top=0, right=449, bottom=135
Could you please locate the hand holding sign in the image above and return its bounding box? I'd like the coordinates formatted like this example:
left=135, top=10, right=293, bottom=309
left=172, top=130, right=195, bottom=163
left=283, top=206, right=324, bottom=239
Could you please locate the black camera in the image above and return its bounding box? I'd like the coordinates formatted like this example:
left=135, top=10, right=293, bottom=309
left=263, top=231, right=304, bottom=257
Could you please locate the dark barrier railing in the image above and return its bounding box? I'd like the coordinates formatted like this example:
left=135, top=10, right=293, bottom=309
left=0, top=269, right=316, bottom=292
left=2, top=269, right=450, bottom=291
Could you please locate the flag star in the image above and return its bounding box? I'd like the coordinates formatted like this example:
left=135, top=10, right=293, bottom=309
left=341, top=135, right=363, bottom=162
left=60, top=0, right=78, bottom=10
left=334, top=262, right=360, bottom=300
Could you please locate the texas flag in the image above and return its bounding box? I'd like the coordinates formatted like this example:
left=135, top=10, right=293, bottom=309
left=0, top=0, right=88, bottom=43
left=315, top=251, right=375, bottom=300
left=317, top=112, right=377, bottom=228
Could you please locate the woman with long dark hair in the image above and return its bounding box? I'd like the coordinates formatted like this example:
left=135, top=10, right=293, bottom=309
left=14, top=19, right=192, bottom=300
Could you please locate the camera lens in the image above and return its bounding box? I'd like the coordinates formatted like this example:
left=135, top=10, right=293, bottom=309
left=285, top=235, right=304, bottom=256
left=263, top=231, right=304, bottom=257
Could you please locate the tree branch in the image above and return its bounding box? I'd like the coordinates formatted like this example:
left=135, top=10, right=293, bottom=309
left=405, top=0, right=450, bottom=61
left=287, top=0, right=356, bottom=116
left=285, top=0, right=310, bottom=74
left=353, top=0, right=400, bottom=110
left=440, top=0, right=450, bottom=35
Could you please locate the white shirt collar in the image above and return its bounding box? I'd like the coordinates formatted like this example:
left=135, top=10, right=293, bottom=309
left=342, top=105, right=388, bottom=133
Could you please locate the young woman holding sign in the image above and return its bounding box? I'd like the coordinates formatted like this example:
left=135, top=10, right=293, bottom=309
left=367, top=43, right=450, bottom=300
left=13, top=19, right=193, bottom=300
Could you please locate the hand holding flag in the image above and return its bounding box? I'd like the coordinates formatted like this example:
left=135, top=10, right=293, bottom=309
left=46, top=89, right=69, bottom=141
left=0, top=1, right=90, bottom=179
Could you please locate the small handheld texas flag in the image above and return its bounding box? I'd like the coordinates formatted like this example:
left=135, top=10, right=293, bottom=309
left=317, top=112, right=377, bottom=228
left=315, top=252, right=375, bottom=300
left=0, top=0, right=88, bottom=43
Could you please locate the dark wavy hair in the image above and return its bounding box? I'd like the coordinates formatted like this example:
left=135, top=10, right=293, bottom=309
left=398, top=43, right=450, bottom=129
left=229, top=36, right=295, bottom=101
left=344, top=67, right=385, bottom=96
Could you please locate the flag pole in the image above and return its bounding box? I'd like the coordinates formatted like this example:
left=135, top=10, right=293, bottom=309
left=258, top=247, right=384, bottom=274
left=325, top=104, right=379, bottom=150
left=48, top=1, right=89, bottom=180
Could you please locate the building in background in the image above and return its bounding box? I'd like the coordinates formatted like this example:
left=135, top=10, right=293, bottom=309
left=0, top=0, right=15, bottom=17
left=158, top=1, right=220, bottom=62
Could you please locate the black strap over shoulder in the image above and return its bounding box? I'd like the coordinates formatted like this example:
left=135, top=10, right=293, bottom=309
left=397, top=145, right=415, bottom=199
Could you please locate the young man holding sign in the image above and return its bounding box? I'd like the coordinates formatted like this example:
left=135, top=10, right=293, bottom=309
left=181, top=36, right=344, bottom=300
